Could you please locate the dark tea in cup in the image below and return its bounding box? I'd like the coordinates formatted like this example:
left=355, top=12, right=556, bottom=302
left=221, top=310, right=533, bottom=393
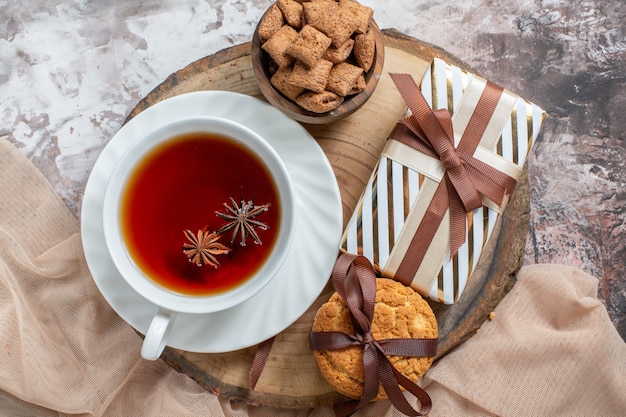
left=120, top=131, right=282, bottom=296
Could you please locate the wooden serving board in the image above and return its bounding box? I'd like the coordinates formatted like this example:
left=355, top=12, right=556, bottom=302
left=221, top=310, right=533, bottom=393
left=126, top=29, right=529, bottom=409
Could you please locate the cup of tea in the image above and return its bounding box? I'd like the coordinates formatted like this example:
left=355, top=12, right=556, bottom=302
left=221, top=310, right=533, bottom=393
left=102, top=116, right=296, bottom=360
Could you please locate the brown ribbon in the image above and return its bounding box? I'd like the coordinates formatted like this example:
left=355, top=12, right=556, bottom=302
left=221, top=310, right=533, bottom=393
left=310, top=253, right=438, bottom=417
left=249, top=336, right=275, bottom=390
left=388, top=73, right=517, bottom=286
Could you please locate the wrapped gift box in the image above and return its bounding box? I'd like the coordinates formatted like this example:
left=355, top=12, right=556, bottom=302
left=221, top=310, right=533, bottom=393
left=340, top=58, right=545, bottom=304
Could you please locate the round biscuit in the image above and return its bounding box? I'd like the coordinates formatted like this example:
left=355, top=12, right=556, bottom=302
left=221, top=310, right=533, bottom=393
left=312, top=278, right=437, bottom=400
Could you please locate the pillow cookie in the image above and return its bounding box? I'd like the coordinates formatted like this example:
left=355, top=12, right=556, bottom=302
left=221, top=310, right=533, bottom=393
left=262, top=24, right=299, bottom=69
left=311, top=278, right=438, bottom=401
left=257, top=3, right=284, bottom=42
left=286, top=25, right=332, bottom=69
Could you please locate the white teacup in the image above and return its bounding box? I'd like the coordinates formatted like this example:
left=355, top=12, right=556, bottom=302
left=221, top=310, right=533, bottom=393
left=102, top=116, right=296, bottom=360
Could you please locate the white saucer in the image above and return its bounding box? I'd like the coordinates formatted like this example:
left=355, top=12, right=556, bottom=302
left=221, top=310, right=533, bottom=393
left=81, top=91, right=343, bottom=353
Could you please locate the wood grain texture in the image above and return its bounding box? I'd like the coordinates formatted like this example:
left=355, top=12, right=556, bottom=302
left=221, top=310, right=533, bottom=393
left=126, top=30, right=529, bottom=409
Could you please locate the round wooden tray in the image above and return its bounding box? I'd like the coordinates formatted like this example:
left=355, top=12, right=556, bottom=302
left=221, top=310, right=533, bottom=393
left=126, top=29, right=529, bottom=409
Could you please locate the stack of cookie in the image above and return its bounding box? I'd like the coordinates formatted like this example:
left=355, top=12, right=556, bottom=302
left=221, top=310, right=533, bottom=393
left=312, top=278, right=438, bottom=401
left=257, top=0, right=377, bottom=114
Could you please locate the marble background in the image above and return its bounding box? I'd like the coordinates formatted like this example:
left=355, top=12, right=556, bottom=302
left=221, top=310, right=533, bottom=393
left=1, top=0, right=624, bottom=339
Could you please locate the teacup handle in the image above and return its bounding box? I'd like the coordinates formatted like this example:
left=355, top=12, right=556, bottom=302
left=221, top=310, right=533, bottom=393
left=141, top=307, right=177, bottom=360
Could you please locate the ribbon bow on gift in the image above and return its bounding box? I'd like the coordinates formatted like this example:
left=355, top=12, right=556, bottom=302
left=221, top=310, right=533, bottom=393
left=310, top=253, right=438, bottom=417
left=388, top=73, right=518, bottom=284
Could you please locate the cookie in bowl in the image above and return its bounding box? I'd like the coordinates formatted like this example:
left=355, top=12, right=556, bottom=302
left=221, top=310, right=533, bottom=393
left=311, top=277, right=438, bottom=400
left=251, top=0, right=384, bottom=124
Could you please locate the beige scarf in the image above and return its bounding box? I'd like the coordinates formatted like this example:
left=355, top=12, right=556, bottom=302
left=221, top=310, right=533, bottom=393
left=1, top=138, right=624, bottom=416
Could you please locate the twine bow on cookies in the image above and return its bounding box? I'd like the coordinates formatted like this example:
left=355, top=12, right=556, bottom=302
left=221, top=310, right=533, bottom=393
left=387, top=73, right=517, bottom=285
left=309, top=254, right=438, bottom=417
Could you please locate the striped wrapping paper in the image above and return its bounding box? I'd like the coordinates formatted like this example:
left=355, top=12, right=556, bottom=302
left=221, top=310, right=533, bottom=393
left=340, top=58, right=546, bottom=304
